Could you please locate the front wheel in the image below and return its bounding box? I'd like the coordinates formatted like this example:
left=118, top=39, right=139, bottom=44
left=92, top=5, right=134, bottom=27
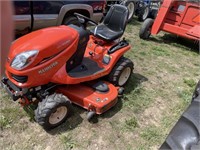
left=139, top=18, right=154, bottom=39
left=108, top=57, right=134, bottom=87
left=35, top=93, right=72, bottom=130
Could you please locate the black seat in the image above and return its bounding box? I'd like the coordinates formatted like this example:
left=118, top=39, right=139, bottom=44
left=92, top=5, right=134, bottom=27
left=66, top=25, right=89, bottom=72
left=92, top=4, right=129, bottom=42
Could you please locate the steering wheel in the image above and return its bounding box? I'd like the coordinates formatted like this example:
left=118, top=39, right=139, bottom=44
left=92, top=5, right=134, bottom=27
left=74, top=13, right=98, bottom=28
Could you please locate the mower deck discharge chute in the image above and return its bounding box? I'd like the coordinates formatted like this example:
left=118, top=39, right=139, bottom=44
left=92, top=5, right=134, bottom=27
left=1, top=4, right=134, bottom=130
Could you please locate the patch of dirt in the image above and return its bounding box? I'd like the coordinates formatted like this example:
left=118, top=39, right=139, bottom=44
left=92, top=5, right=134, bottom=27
left=138, top=97, right=166, bottom=127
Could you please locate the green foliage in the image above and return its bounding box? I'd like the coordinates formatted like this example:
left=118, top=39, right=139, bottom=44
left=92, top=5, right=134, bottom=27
left=183, top=78, right=196, bottom=87
left=152, top=46, right=170, bottom=56
left=60, top=134, right=77, bottom=150
left=124, top=117, right=138, bottom=131
left=0, top=115, right=12, bottom=129
left=141, top=126, right=163, bottom=144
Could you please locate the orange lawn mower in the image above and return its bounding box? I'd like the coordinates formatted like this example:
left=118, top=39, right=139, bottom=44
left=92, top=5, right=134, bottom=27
left=139, top=0, right=200, bottom=41
left=1, top=4, right=134, bottom=130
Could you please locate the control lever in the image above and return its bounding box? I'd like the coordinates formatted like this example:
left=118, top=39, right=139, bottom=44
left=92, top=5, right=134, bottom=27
left=108, top=39, right=129, bottom=54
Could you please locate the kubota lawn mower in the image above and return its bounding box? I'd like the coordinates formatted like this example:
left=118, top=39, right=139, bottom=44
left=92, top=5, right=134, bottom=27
left=1, top=4, right=134, bottom=130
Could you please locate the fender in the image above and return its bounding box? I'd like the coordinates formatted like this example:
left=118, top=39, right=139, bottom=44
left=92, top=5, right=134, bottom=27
left=57, top=4, right=93, bottom=25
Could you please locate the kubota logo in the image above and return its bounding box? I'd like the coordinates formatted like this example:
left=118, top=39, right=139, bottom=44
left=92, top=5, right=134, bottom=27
left=38, top=62, right=58, bottom=74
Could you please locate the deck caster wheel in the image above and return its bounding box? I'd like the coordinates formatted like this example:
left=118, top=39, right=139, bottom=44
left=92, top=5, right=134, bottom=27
left=118, top=87, right=125, bottom=97
left=87, top=111, right=96, bottom=121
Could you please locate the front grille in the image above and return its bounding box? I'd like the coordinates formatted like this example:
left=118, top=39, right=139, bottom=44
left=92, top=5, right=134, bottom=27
left=11, top=74, right=28, bottom=83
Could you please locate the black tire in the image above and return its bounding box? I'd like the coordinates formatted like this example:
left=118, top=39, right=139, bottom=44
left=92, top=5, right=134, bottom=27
left=108, top=57, right=134, bottom=87
left=138, top=6, right=150, bottom=22
left=160, top=82, right=200, bottom=150
left=139, top=18, right=154, bottom=39
left=62, top=16, right=82, bottom=26
left=150, top=9, right=158, bottom=19
left=35, top=93, right=72, bottom=130
left=125, top=1, right=136, bottom=22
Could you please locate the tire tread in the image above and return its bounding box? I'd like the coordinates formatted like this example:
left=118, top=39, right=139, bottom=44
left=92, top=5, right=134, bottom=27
left=35, top=93, right=71, bottom=130
left=108, top=57, right=134, bottom=86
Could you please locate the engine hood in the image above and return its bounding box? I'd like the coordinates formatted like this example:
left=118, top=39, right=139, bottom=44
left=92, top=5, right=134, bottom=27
left=9, top=25, right=78, bottom=62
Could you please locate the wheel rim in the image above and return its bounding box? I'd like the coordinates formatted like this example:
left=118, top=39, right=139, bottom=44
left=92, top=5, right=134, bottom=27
left=118, top=67, right=131, bottom=86
left=49, top=106, right=68, bottom=125
left=143, top=7, right=149, bottom=20
left=127, top=2, right=135, bottom=20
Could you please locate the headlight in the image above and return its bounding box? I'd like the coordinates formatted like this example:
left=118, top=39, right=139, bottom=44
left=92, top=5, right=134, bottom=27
left=11, top=50, right=38, bottom=70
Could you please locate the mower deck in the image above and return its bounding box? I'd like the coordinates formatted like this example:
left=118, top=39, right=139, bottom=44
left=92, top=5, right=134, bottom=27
left=56, top=81, right=118, bottom=114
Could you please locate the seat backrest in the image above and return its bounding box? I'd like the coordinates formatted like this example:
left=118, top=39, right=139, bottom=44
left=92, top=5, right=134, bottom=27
left=103, top=4, right=129, bottom=32
left=66, top=25, right=89, bottom=72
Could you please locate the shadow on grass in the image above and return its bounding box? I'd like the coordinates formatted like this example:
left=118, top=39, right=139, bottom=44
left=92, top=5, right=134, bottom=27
left=150, top=34, right=199, bottom=54
left=125, top=73, right=148, bottom=94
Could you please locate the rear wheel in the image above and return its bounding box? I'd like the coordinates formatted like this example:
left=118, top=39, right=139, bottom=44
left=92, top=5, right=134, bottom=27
left=35, top=93, right=72, bottom=130
left=108, top=57, right=133, bottom=87
left=139, top=18, right=154, bottom=39
left=138, top=6, right=150, bottom=21
left=62, top=16, right=81, bottom=26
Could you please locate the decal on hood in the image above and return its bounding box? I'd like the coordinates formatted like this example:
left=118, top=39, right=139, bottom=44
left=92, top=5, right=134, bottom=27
left=38, top=62, right=58, bottom=74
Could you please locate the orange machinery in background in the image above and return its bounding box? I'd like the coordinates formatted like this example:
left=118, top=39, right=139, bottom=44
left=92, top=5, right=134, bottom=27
left=140, top=0, right=200, bottom=40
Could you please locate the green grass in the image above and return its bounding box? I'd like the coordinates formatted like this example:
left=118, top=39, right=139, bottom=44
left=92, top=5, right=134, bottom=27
left=152, top=46, right=171, bottom=56
left=60, top=134, right=77, bottom=150
left=0, top=115, right=12, bottom=129
left=124, top=117, right=139, bottom=131
left=141, top=126, right=163, bottom=144
left=183, top=78, right=196, bottom=87
left=0, top=17, right=199, bottom=150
